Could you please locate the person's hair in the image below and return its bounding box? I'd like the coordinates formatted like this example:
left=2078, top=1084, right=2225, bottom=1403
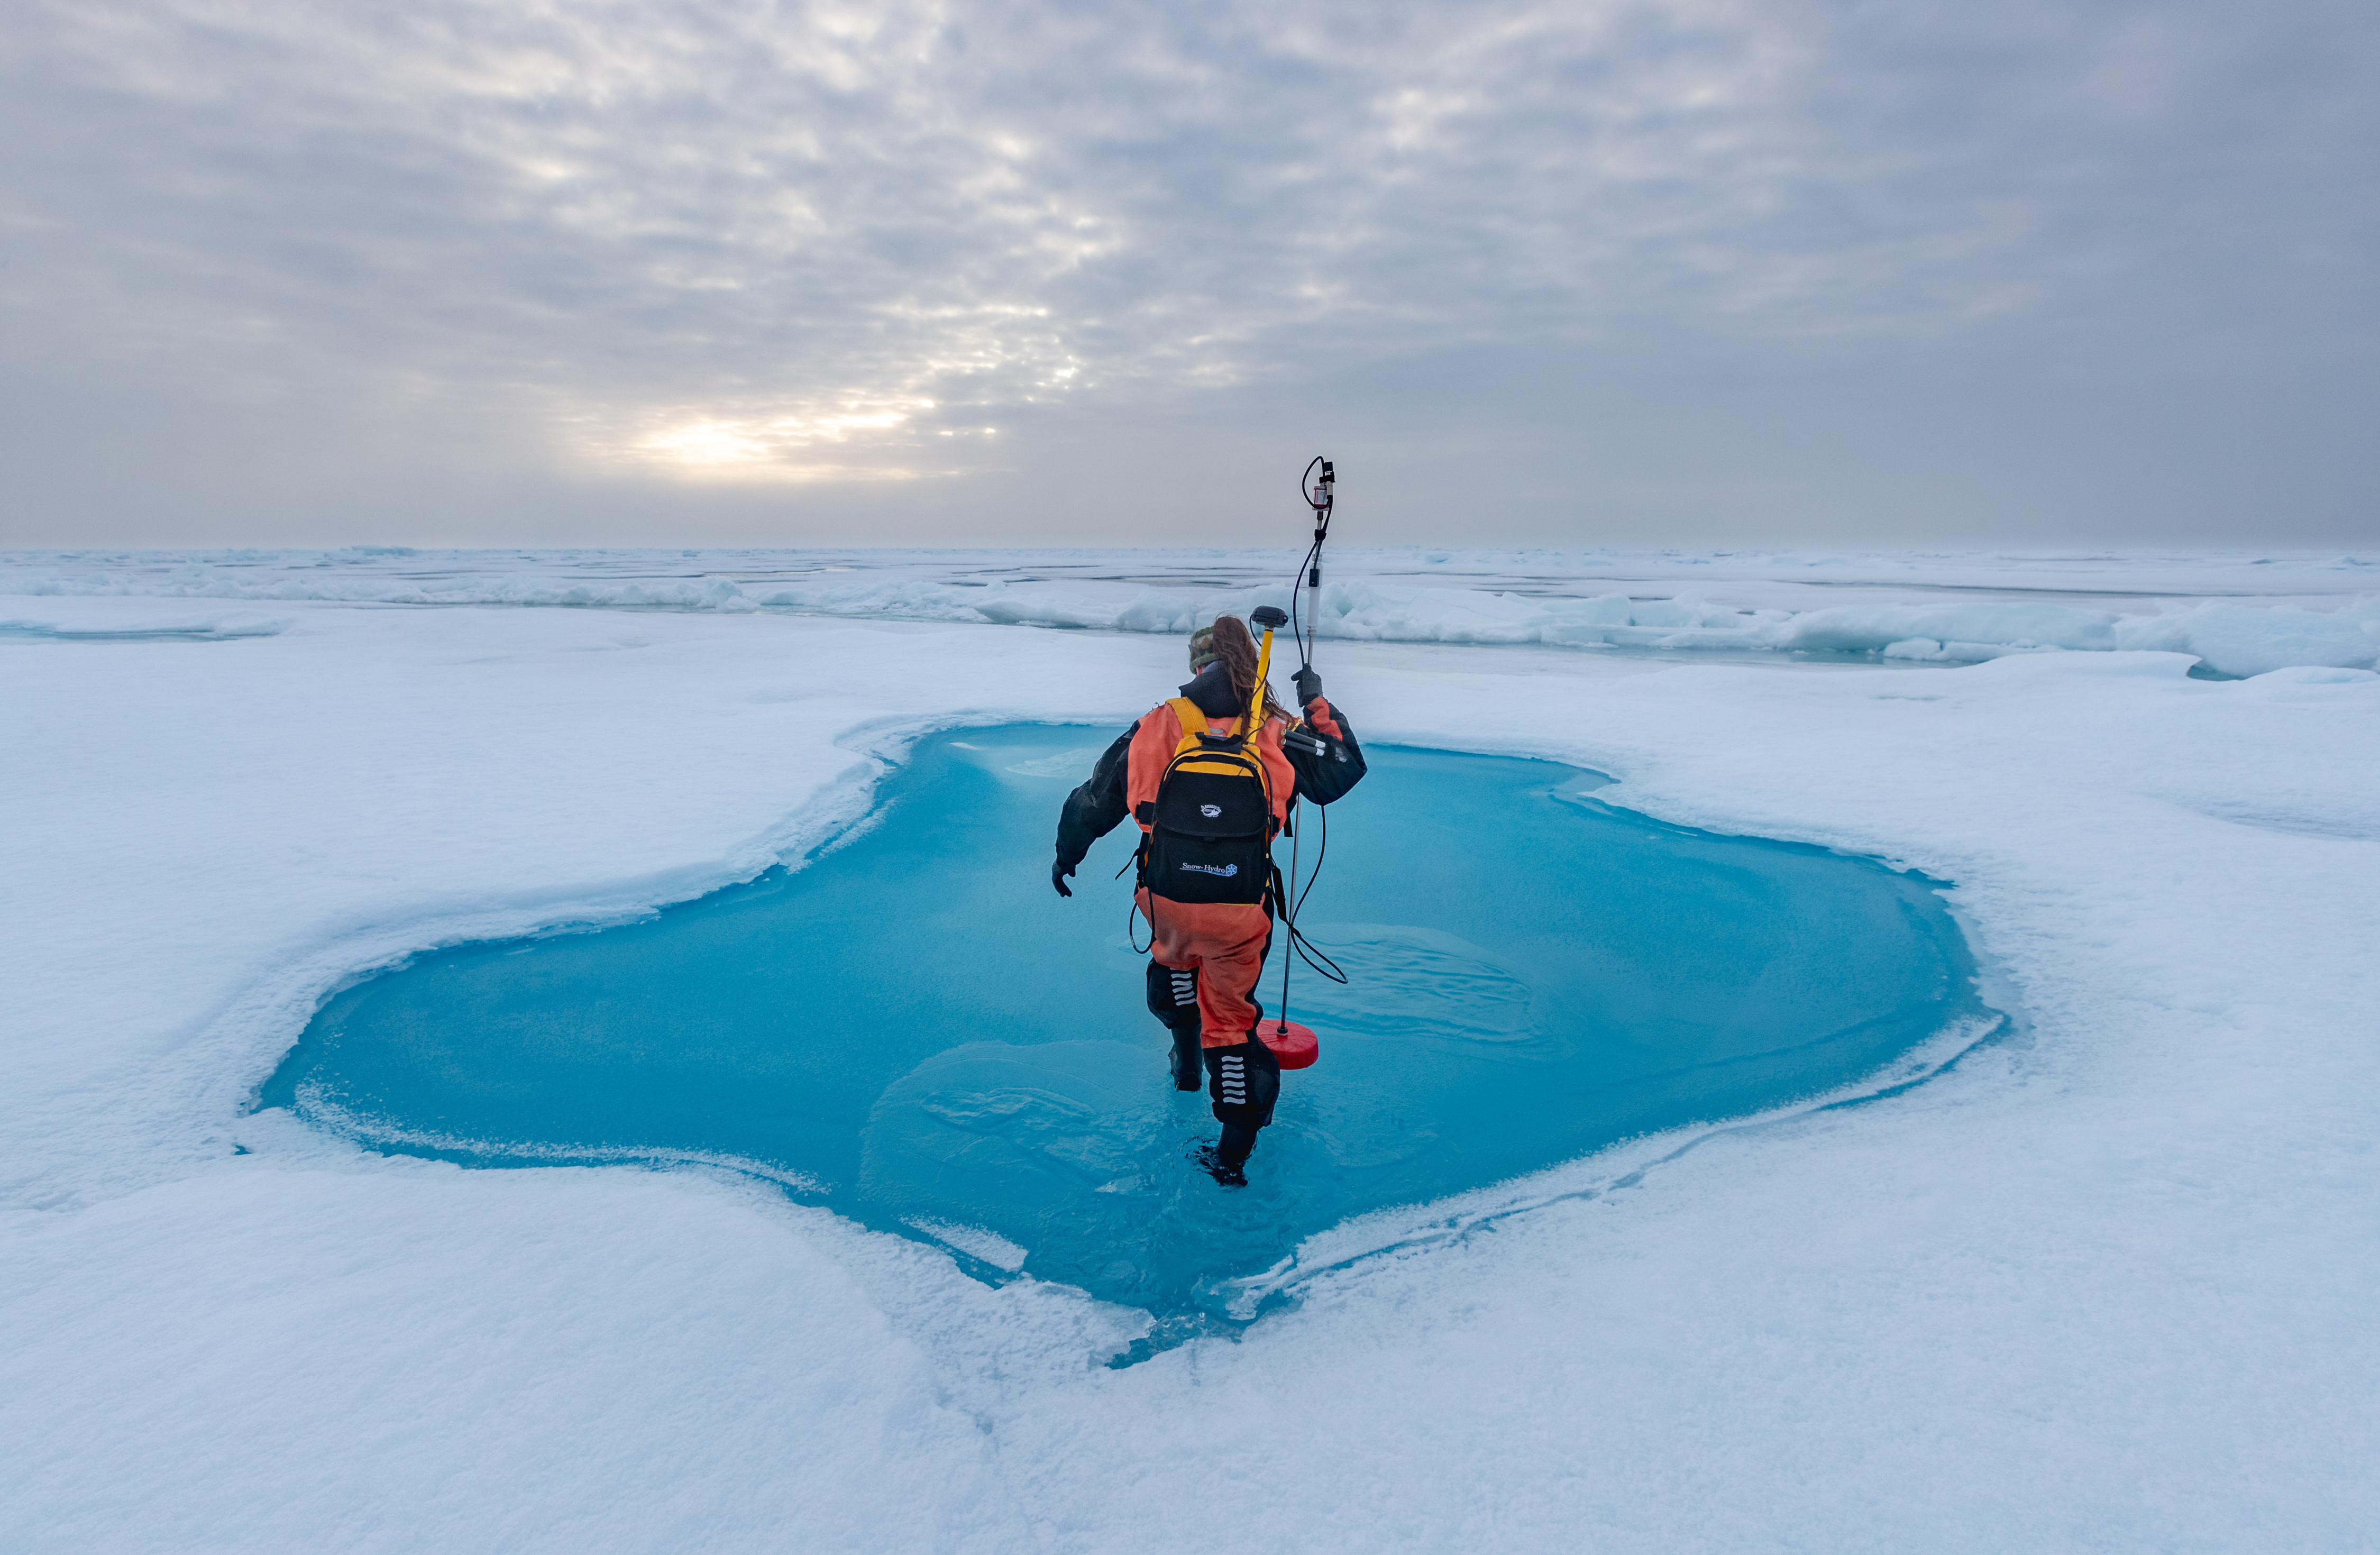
left=1207, top=614, right=1289, bottom=726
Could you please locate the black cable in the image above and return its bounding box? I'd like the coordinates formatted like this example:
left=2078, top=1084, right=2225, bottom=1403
left=1273, top=455, right=1348, bottom=1023
left=1290, top=925, right=1347, bottom=984
left=1285, top=799, right=1347, bottom=984
left=1291, top=790, right=1329, bottom=923
left=1126, top=863, right=1152, bottom=955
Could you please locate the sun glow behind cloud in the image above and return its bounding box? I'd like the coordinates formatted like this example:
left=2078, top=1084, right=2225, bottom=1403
left=622, top=400, right=958, bottom=482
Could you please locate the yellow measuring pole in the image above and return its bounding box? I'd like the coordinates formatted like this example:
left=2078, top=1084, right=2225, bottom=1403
left=1249, top=626, right=1274, bottom=732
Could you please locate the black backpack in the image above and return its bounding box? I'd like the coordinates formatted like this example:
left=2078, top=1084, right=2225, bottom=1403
left=1136, top=694, right=1277, bottom=906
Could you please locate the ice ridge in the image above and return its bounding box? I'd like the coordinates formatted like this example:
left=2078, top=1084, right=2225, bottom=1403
left=8, top=549, right=2378, bottom=679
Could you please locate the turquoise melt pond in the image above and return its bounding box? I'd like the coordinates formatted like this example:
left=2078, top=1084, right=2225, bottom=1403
left=259, top=724, right=1992, bottom=1325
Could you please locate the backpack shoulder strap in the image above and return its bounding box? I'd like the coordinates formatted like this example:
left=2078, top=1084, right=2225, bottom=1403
left=1166, top=697, right=1225, bottom=757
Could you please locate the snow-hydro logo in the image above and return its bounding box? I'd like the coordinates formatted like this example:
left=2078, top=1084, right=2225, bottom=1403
left=1200, top=803, right=1223, bottom=818
left=1180, top=862, right=1238, bottom=877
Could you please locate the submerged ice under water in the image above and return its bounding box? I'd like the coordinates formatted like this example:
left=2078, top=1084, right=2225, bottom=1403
left=262, top=726, right=1990, bottom=1324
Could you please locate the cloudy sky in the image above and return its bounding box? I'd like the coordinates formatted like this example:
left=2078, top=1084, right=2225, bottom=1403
left=2, top=0, right=2374, bottom=547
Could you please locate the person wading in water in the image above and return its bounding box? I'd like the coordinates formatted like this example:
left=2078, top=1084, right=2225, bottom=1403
left=1051, top=615, right=1366, bottom=1184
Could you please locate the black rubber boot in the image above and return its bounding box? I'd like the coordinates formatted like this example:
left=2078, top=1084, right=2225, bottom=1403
left=1196, top=1037, right=1277, bottom=1186
left=1148, top=961, right=1206, bottom=1091
left=1169, top=1026, right=1204, bottom=1091
left=1203, top=1040, right=1279, bottom=1130
left=1197, top=1140, right=1251, bottom=1187
left=1197, top=1119, right=1261, bottom=1185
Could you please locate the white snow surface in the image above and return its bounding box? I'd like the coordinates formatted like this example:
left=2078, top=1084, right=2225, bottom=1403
left=7, top=544, right=2379, bottom=678
left=4, top=564, right=2377, bottom=1552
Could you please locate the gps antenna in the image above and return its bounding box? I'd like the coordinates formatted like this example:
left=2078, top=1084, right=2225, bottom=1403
left=1249, top=605, right=1287, bottom=730
left=1297, top=457, right=1334, bottom=669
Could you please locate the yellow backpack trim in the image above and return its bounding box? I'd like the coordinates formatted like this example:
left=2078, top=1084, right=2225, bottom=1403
left=1161, top=696, right=1277, bottom=811
left=1166, top=696, right=1237, bottom=755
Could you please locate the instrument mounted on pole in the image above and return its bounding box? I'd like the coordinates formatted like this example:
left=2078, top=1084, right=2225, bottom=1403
left=1263, top=458, right=1346, bottom=1067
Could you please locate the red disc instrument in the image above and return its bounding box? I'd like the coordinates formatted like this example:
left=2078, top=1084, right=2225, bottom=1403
left=1258, top=1020, right=1319, bottom=1069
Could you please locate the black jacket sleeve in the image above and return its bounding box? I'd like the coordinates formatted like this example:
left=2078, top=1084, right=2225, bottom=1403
left=1055, top=724, right=1136, bottom=871
left=1285, top=701, right=1366, bottom=806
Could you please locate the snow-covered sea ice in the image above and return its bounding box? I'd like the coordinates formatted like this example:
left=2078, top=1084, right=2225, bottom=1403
left=4, top=563, right=2376, bottom=1552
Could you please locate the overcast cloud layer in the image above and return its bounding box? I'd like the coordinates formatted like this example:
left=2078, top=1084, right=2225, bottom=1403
left=2, top=0, right=2374, bottom=546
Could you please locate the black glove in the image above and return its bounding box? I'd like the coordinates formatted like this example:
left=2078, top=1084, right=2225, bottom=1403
left=1292, top=665, right=1324, bottom=707
left=1051, top=857, right=1075, bottom=898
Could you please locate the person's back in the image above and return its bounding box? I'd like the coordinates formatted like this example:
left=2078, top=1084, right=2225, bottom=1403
left=1051, top=615, right=1366, bottom=1183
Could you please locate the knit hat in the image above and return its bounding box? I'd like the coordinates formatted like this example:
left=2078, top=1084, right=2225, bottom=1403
left=1188, top=624, right=1221, bottom=673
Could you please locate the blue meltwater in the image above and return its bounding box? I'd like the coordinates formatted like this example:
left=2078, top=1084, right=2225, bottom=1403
left=260, top=725, right=1992, bottom=1326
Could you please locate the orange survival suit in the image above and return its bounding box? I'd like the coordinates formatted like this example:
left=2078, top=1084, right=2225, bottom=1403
left=1052, top=659, right=1366, bottom=1165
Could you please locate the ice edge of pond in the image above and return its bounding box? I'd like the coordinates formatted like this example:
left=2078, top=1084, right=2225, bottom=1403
left=255, top=723, right=2023, bottom=1370
left=280, top=1003, right=2017, bottom=1371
